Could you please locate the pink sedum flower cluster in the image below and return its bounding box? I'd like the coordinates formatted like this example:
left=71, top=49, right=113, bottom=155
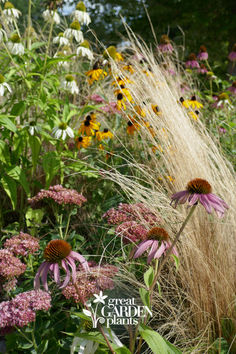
left=103, top=202, right=162, bottom=243
left=0, top=249, right=26, bottom=278
left=28, top=185, right=87, bottom=208
left=4, top=232, right=39, bottom=256
left=0, top=290, right=51, bottom=330
left=62, top=263, right=118, bottom=304
left=115, top=221, right=148, bottom=244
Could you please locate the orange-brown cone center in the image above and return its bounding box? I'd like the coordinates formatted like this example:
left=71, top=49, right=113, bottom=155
left=147, top=227, right=169, bottom=241
left=44, top=239, right=71, bottom=263
left=187, top=178, right=212, bottom=194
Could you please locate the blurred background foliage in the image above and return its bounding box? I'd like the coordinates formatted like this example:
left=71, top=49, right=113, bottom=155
left=12, top=0, right=236, bottom=74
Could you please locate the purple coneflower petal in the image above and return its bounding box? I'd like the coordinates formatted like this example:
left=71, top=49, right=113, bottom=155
left=60, top=260, right=71, bottom=288
left=41, top=262, right=51, bottom=292
left=66, top=257, right=77, bottom=283
left=200, top=194, right=212, bottom=214
left=147, top=241, right=159, bottom=264
left=153, top=241, right=166, bottom=259
left=165, top=241, right=179, bottom=257
left=207, top=193, right=229, bottom=209
left=34, top=262, right=47, bottom=290
left=52, top=263, right=60, bottom=285
left=188, top=193, right=199, bottom=205
left=133, top=240, right=153, bottom=259
left=171, top=190, right=189, bottom=207
left=70, top=251, right=89, bottom=272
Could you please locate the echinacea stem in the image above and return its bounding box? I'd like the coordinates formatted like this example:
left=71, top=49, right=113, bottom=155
left=157, top=204, right=197, bottom=277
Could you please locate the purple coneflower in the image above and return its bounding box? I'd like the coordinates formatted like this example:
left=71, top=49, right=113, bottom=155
left=171, top=178, right=229, bottom=218
left=227, top=81, right=236, bottom=95
left=197, top=45, right=208, bottom=61
left=198, top=63, right=208, bottom=74
left=228, top=44, right=236, bottom=62
left=185, top=53, right=200, bottom=69
left=158, top=35, right=173, bottom=53
left=133, top=227, right=178, bottom=264
left=218, top=126, right=227, bottom=134
left=34, top=239, right=89, bottom=291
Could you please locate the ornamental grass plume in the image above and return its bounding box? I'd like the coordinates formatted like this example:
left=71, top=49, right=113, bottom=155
left=0, top=290, right=51, bottom=330
left=34, top=239, right=89, bottom=291
left=28, top=185, right=87, bottom=208
left=4, top=232, right=39, bottom=256
left=98, top=28, right=235, bottom=351
left=62, top=263, right=118, bottom=304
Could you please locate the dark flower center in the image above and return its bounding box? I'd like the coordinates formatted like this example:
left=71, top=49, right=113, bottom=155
left=179, top=97, right=184, bottom=103
left=120, top=84, right=125, bottom=89
left=188, top=53, right=197, bottom=61
left=187, top=178, right=212, bottom=194
left=117, top=93, right=123, bottom=100
left=85, top=115, right=91, bottom=121
left=104, top=128, right=108, bottom=133
left=191, top=95, right=196, bottom=101
left=44, top=240, right=71, bottom=263
left=84, top=121, right=91, bottom=126
left=78, top=137, right=83, bottom=142
left=200, top=45, right=207, bottom=52
left=147, top=227, right=169, bottom=241
left=128, top=121, right=133, bottom=127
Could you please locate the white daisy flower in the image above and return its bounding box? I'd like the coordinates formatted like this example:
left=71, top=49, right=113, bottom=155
left=64, top=20, right=84, bottom=43
left=76, top=40, right=93, bottom=60
left=52, top=122, right=74, bottom=140
left=3, top=1, right=21, bottom=24
left=0, top=74, right=12, bottom=96
left=73, top=2, right=91, bottom=26
left=93, top=291, right=108, bottom=305
left=61, top=74, right=79, bottom=94
left=42, top=9, right=60, bottom=25
left=7, top=34, right=24, bottom=55
left=23, top=122, right=41, bottom=136
left=53, top=32, right=69, bottom=46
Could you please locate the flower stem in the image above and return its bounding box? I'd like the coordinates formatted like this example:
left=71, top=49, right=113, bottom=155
left=27, top=0, right=32, bottom=50
left=64, top=210, right=72, bottom=240
left=43, top=14, right=55, bottom=73
left=157, top=204, right=197, bottom=277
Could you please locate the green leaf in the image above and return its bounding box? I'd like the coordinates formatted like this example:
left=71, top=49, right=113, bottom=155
left=29, top=135, right=41, bottom=170
left=112, top=346, right=131, bottom=354
left=0, top=140, right=10, bottom=163
left=139, top=287, right=150, bottom=308
left=144, top=266, right=154, bottom=288
left=30, top=41, right=46, bottom=50
left=1, top=175, right=17, bottom=209
left=172, top=254, right=180, bottom=270
left=6, top=166, right=30, bottom=196
left=10, top=101, right=26, bottom=116
left=139, top=325, right=182, bottom=354
left=0, top=116, right=17, bottom=132
left=25, top=207, right=44, bottom=226
left=42, top=151, right=61, bottom=188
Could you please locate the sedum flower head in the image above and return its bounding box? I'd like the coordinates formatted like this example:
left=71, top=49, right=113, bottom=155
left=0, top=249, right=26, bottom=278
left=4, top=232, right=39, bottom=257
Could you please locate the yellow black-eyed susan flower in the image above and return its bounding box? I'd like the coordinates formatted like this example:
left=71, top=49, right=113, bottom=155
left=185, top=96, right=203, bottom=109
left=96, top=128, right=113, bottom=141
left=86, top=61, right=107, bottom=85
left=122, top=64, right=135, bottom=74
left=79, top=119, right=100, bottom=136
left=188, top=110, right=199, bottom=120
left=115, top=88, right=133, bottom=110
left=152, top=104, right=161, bottom=115
left=75, top=136, right=91, bottom=149
left=126, top=120, right=140, bottom=135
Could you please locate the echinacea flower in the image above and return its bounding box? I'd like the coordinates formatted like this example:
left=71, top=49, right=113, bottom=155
left=228, top=43, right=236, bottom=62
left=198, top=64, right=208, bottom=74
left=42, top=9, right=60, bottom=24
left=7, top=33, right=24, bottom=55
left=227, top=81, right=236, bottom=95
left=133, top=227, right=178, bottom=264
left=212, top=93, right=233, bottom=109
left=0, top=74, right=12, bottom=96
left=53, top=32, right=69, bottom=46
left=158, top=34, right=173, bottom=53
left=61, top=74, right=79, bottom=94
left=73, top=1, right=91, bottom=25
left=185, top=53, right=200, bottom=69
left=3, top=1, right=21, bottom=24
left=171, top=178, right=229, bottom=218
left=64, top=20, right=84, bottom=43
left=76, top=40, right=93, bottom=60
left=52, top=122, right=74, bottom=140
left=197, top=45, right=208, bottom=61
left=34, top=239, right=89, bottom=291
left=75, top=136, right=91, bottom=149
